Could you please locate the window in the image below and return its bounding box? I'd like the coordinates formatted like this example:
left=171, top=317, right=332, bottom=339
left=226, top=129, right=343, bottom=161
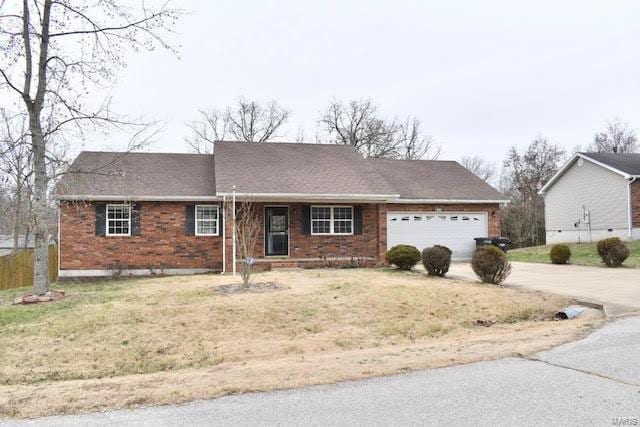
left=106, top=204, right=131, bottom=236
left=196, top=205, right=219, bottom=236
left=333, top=207, right=353, bottom=234
left=311, top=206, right=353, bottom=235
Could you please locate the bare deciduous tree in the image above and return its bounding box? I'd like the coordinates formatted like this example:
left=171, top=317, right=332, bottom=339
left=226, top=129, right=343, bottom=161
left=319, top=99, right=440, bottom=160
left=501, top=135, right=566, bottom=247
left=0, top=110, right=32, bottom=251
left=460, top=155, right=496, bottom=184
left=588, top=119, right=638, bottom=154
left=0, top=0, right=181, bottom=295
left=234, top=201, right=261, bottom=287
left=396, top=118, right=440, bottom=160
left=185, top=109, right=228, bottom=154
left=186, top=98, right=290, bottom=153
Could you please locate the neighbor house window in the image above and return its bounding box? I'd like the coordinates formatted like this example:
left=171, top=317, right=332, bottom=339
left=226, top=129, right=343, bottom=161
left=196, top=205, right=219, bottom=236
left=311, top=206, right=353, bottom=235
left=106, top=204, right=131, bottom=236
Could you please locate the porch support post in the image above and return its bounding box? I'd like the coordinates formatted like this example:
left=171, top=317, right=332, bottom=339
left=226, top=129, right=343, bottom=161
left=232, top=186, right=236, bottom=275
left=221, top=195, right=226, bottom=274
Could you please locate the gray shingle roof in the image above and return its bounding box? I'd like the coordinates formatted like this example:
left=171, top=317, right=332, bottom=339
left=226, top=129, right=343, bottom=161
left=213, top=142, right=398, bottom=197
left=56, top=151, right=216, bottom=200
left=581, top=152, right=640, bottom=176
left=56, top=143, right=507, bottom=202
left=370, top=158, right=507, bottom=201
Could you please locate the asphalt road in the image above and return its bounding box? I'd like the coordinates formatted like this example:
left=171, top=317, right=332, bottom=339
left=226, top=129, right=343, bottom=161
left=5, top=317, right=640, bottom=427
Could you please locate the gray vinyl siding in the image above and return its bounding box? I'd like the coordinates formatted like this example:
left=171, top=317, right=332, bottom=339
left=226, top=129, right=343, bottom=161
left=544, top=158, right=629, bottom=231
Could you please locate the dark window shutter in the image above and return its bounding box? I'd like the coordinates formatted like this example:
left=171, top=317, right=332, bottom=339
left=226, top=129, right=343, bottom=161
left=354, top=206, right=363, bottom=235
left=217, top=204, right=223, bottom=235
left=95, top=203, right=106, bottom=236
left=185, top=204, right=196, bottom=236
left=302, top=205, right=311, bottom=234
left=131, top=202, right=141, bottom=236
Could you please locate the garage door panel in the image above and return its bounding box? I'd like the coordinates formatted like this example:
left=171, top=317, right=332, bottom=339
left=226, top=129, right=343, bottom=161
left=387, top=212, right=487, bottom=259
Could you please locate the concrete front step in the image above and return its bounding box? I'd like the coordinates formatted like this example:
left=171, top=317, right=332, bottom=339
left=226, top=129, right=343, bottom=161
left=236, top=257, right=378, bottom=271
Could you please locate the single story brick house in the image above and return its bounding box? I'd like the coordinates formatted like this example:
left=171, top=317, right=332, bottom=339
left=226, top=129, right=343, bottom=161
left=540, top=152, right=640, bottom=244
left=55, top=141, right=507, bottom=278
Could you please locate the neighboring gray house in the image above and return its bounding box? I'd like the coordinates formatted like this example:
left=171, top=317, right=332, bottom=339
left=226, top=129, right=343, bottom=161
left=540, top=152, right=640, bottom=244
left=0, top=234, right=35, bottom=256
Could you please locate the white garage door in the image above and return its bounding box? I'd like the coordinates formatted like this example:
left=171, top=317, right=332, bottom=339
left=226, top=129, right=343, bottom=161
left=387, top=212, right=488, bottom=259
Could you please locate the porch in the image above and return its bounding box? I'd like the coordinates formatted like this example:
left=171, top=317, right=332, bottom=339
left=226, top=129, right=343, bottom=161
left=222, top=202, right=383, bottom=272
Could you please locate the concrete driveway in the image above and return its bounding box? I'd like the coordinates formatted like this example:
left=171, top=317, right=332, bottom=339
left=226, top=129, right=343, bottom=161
left=5, top=317, right=640, bottom=427
left=449, top=261, right=640, bottom=316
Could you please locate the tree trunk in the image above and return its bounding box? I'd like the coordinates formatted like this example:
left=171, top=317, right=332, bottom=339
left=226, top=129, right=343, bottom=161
left=29, top=112, right=50, bottom=295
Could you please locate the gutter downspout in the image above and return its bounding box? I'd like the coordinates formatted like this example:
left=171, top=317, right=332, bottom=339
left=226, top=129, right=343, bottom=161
left=57, top=202, right=61, bottom=281
left=221, top=195, right=226, bottom=274
left=628, top=177, right=637, bottom=239
left=232, top=186, right=236, bottom=276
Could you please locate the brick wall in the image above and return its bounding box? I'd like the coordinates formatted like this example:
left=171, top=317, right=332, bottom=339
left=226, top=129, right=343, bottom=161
left=60, top=201, right=223, bottom=271
left=288, top=203, right=379, bottom=259
left=633, top=180, right=640, bottom=228
left=223, top=202, right=379, bottom=271
left=61, top=200, right=502, bottom=273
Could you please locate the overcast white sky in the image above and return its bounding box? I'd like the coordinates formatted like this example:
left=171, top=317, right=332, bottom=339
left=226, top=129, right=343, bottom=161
left=99, top=0, right=640, bottom=163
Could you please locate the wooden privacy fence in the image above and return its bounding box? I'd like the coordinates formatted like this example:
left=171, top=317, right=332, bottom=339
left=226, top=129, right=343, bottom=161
left=0, top=246, right=58, bottom=290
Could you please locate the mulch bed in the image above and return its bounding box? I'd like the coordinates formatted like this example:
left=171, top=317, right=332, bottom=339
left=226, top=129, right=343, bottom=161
left=12, top=290, right=66, bottom=305
left=213, top=282, right=288, bottom=295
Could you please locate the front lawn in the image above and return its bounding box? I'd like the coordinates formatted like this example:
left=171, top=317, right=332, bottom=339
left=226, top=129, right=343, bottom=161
left=509, top=241, right=640, bottom=268
left=0, top=269, right=597, bottom=418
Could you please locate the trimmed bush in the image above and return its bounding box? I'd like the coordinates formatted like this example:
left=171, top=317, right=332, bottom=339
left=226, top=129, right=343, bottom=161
left=471, top=245, right=512, bottom=284
left=549, top=244, right=571, bottom=264
left=596, top=238, right=630, bottom=268
left=421, top=245, right=452, bottom=277
left=385, top=245, right=421, bottom=270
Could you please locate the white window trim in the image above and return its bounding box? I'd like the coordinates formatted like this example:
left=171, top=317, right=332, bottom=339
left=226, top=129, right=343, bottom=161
left=310, top=205, right=354, bottom=235
left=195, top=204, right=220, bottom=236
left=106, top=203, right=131, bottom=237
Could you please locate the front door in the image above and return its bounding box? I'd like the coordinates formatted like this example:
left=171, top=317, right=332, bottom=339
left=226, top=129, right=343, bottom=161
left=265, top=207, right=289, bottom=256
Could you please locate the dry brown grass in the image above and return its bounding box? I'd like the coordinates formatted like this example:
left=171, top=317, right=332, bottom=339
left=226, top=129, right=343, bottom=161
left=0, top=268, right=600, bottom=419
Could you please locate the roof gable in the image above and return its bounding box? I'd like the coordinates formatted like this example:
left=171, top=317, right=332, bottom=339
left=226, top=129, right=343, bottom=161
left=579, top=152, right=640, bottom=176
left=213, top=142, right=398, bottom=199
left=540, top=152, right=640, bottom=194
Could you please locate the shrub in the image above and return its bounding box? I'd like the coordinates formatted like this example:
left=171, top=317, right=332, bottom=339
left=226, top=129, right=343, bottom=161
left=471, top=246, right=512, bottom=284
left=549, top=244, right=571, bottom=264
left=421, top=245, right=452, bottom=277
left=385, top=245, right=421, bottom=270
left=596, top=238, right=630, bottom=267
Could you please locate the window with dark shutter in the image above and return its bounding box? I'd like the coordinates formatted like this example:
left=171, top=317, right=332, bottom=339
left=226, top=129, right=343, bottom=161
left=354, top=206, right=363, bottom=235
left=106, top=204, right=131, bottom=236
left=310, top=206, right=354, bottom=235
left=195, top=205, right=219, bottom=236
left=131, top=202, right=141, bottom=236
left=185, top=204, right=196, bottom=236
left=302, top=205, right=311, bottom=234
left=218, top=204, right=224, bottom=233
left=95, top=203, right=106, bottom=236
